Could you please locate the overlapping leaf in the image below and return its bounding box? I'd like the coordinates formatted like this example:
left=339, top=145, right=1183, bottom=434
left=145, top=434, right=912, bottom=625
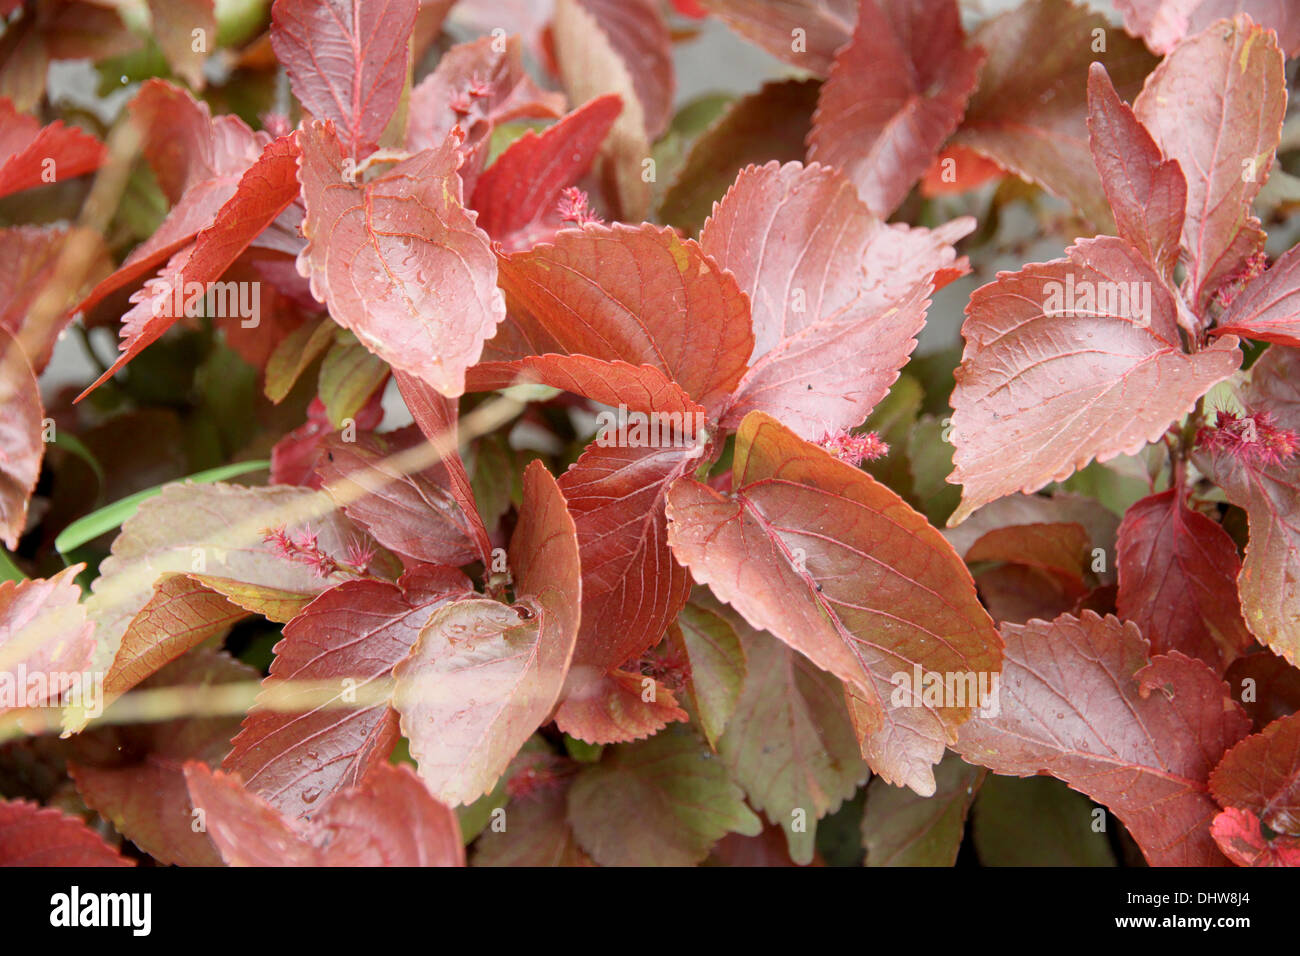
left=701, top=161, right=970, bottom=438
left=807, top=0, right=983, bottom=216
left=483, top=223, right=752, bottom=416
left=955, top=611, right=1251, bottom=866
left=1133, top=16, right=1285, bottom=310
left=0, top=799, right=132, bottom=866
left=718, top=622, right=868, bottom=864
left=948, top=237, right=1241, bottom=522
left=951, top=0, right=1157, bottom=229
left=1116, top=488, right=1253, bottom=673
left=185, top=762, right=465, bottom=866
left=666, top=412, right=1002, bottom=794
left=296, top=120, right=506, bottom=397
left=223, top=566, right=468, bottom=819
left=270, top=0, right=416, bottom=159
left=394, top=461, right=581, bottom=804
left=1116, top=0, right=1300, bottom=56
left=0, top=96, right=104, bottom=200
left=1210, top=711, right=1300, bottom=835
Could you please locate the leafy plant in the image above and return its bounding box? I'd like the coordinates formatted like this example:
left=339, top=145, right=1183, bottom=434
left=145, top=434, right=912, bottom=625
left=2, top=0, right=1300, bottom=869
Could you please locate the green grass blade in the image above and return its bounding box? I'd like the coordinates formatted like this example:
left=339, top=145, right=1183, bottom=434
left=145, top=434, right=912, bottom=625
left=55, top=460, right=270, bottom=556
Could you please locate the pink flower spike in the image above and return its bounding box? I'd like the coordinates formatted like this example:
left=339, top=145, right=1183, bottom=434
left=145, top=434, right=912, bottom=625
left=817, top=429, right=889, bottom=467
left=556, top=187, right=602, bottom=227
left=1197, top=410, right=1300, bottom=468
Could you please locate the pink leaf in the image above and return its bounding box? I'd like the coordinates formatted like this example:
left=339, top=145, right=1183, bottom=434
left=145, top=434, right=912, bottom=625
left=700, top=0, right=857, bottom=76
left=1133, top=16, right=1286, bottom=310
left=1086, top=63, right=1187, bottom=280
left=954, top=611, right=1251, bottom=866
left=0, top=329, right=42, bottom=549
left=1115, top=1, right=1300, bottom=56
left=406, top=34, right=565, bottom=193
left=807, top=0, right=983, bottom=216
left=393, top=461, right=581, bottom=804
left=1213, top=245, right=1300, bottom=346
left=297, top=121, right=506, bottom=397
left=0, top=800, right=132, bottom=866
left=317, top=427, right=485, bottom=568
left=78, top=133, right=303, bottom=399
left=0, top=96, right=105, bottom=200
left=553, top=668, right=688, bottom=744
left=0, top=565, right=94, bottom=715
left=270, top=0, right=417, bottom=159
left=1195, top=345, right=1300, bottom=664
left=224, top=566, right=469, bottom=818
left=948, top=237, right=1241, bottom=523
left=1210, top=806, right=1300, bottom=866
left=665, top=412, right=1002, bottom=795
left=558, top=440, right=701, bottom=687
left=1210, top=711, right=1300, bottom=835
left=185, top=762, right=465, bottom=865
left=702, top=161, right=971, bottom=438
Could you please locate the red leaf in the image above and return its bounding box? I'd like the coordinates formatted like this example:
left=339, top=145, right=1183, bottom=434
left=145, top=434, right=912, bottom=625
left=557, top=440, right=701, bottom=687
left=0, top=800, right=132, bottom=866
left=1116, top=1, right=1300, bottom=56
left=470, top=94, right=622, bottom=252
left=1227, top=651, right=1300, bottom=732
left=270, top=394, right=385, bottom=489
left=185, top=762, right=465, bottom=865
left=1210, top=710, right=1300, bottom=835
left=317, top=428, right=484, bottom=568
left=270, top=0, right=416, bottom=159
left=1213, top=245, right=1300, bottom=346
left=0, top=565, right=94, bottom=715
left=75, top=81, right=268, bottom=320
left=394, top=461, right=581, bottom=803
left=406, top=34, right=565, bottom=192
left=297, top=121, right=505, bottom=398
left=70, top=649, right=256, bottom=867
left=807, top=0, right=983, bottom=216
left=224, top=567, right=469, bottom=818
left=485, top=223, right=753, bottom=416
left=919, top=145, right=1005, bottom=197
left=0, top=329, right=42, bottom=549
left=955, top=611, right=1251, bottom=866
left=393, top=371, right=492, bottom=565
left=701, top=161, right=971, bottom=438
left=1195, top=345, right=1300, bottom=663
left=948, top=237, right=1241, bottom=523
left=1210, top=806, right=1300, bottom=866
left=1133, top=16, right=1286, bottom=310
left=1086, top=63, right=1186, bottom=280
left=951, top=0, right=1157, bottom=230
left=469, top=355, right=702, bottom=418
left=1116, top=489, right=1253, bottom=674
left=666, top=412, right=1002, bottom=794
left=0, top=96, right=105, bottom=200
left=78, top=133, right=303, bottom=399
left=554, top=668, right=687, bottom=744
left=700, top=0, right=857, bottom=76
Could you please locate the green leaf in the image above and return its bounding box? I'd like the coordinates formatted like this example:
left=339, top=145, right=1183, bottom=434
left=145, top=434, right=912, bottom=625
left=972, top=774, right=1117, bottom=867
left=861, top=753, right=984, bottom=866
